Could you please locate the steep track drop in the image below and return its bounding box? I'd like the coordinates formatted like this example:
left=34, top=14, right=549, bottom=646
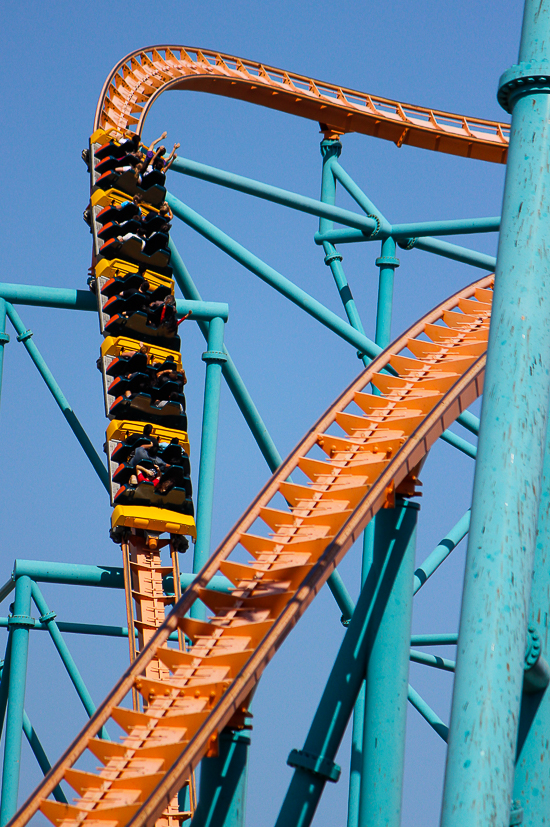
left=10, top=274, right=492, bottom=827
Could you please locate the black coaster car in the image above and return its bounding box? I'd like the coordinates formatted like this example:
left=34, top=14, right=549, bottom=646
left=94, top=154, right=141, bottom=176
left=95, top=139, right=141, bottom=161
left=102, top=284, right=170, bottom=318
left=98, top=215, right=168, bottom=243
left=100, top=272, right=147, bottom=299
left=109, top=392, right=186, bottom=429
left=104, top=311, right=181, bottom=349
left=97, top=201, right=141, bottom=226
left=94, top=169, right=166, bottom=207
left=99, top=234, right=171, bottom=275
left=111, top=437, right=190, bottom=474
left=113, top=480, right=194, bottom=515
left=105, top=351, right=149, bottom=378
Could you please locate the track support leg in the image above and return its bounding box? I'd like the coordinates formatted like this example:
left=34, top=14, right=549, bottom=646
left=358, top=499, right=419, bottom=827
left=191, top=730, right=250, bottom=827
left=0, top=576, right=32, bottom=827
left=441, top=2, right=550, bottom=824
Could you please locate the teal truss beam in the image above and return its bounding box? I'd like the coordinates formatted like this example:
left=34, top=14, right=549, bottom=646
left=167, top=193, right=381, bottom=360
left=5, top=303, right=109, bottom=491
left=170, top=156, right=380, bottom=234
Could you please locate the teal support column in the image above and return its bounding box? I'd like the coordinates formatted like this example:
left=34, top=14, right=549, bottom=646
left=374, top=237, right=399, bottom=348
left=441, top=4, right=550, bottom=825
left=0, top=637, right=12, bottom=740
left=5, top=304, right=108, bottom=490
left=358, top=499, right=419, bottom=827
left=0, top=576, right=32, bottom=826
left=274, top=498, right=417, bottom=827
left=191, top=731, right=250, bottom=827
left=319, top=140, right=367, bottom=353
left=346, top=519, right=374, bottom=827
left=193, top=316, right=226, bottom=618
left=512, top=417, right=550, bottom=825
left=0, top=299, right=9, bottom=414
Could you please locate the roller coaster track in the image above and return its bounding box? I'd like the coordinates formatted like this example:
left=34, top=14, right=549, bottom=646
left=94, top=46, right=510, bottom=164
left=10, top=274, right=492, bottom=827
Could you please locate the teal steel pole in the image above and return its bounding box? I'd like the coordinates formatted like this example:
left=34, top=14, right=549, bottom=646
left=192, top=316, right=226, bottom=619
left=358, top=500, right=419, bottom=827
left=170, top=156, right=379, bottom=234
left=5, top=304, right=108, bottom=491
left=0, top=300, right=9, bottom=414
left=191, top=731, right=250, bottom=827
left=167, top=194, right=381, bottom=360
left=0, top=576, right=32, bottom=826
left=274, top=499, right=417, bottom=827
left=0, top=662, right=66, bottom=804
left=348, top=232, right=399, bottom=827
left=511, top=417, right=550, bottom=824
left=319, top=140, right=367, bottom=347
left=0, top=637, right=12, bottom=740
left=30, top=583, right=108, bottom=740
left=441, top=3, right=550, bottom=824
left=413, top=510, right=471, bottom=595
left=346, top=520, right=374, bottom=827
left=374, top=237, right=399, bottom=347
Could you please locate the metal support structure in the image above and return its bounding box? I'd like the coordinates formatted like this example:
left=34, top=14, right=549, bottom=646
left=0, top=576, right=32, bottom=827
left=29, top=583, right=108, bottom=740
left=442, top=3, right=550, bottom=823
left=358, top=499, right=419, bottom=827
left=167, top=194, right=381, bottom=360
left=274, top=498, right=417, bottom=827
left=193, top=315, right=226, bottom=616
left=191, top=731, right=250, bottom=827
left=4, top=303, right=109, bottom=491
left=319, top=140, right=367, bottom=348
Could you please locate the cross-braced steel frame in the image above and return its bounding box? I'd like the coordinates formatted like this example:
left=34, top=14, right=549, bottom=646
left=1, top=1, right=550, bottom=825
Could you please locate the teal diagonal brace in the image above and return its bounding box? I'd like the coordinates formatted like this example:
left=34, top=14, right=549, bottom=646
left=30, top=582, right=109, bottom=740
left=167, top=194, right=381, bottom=360
left=169, top=240, right=355, bottom=622
left=170, top=156, right=380, bottom=234
left=5, top=303, right=109, bottom=491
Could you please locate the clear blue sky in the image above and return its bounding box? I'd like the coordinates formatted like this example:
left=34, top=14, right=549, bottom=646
left=1, top=2, right=524, bottom=825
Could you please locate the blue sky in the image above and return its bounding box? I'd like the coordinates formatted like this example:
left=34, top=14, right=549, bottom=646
left=1, top=2, right=524, bottom=825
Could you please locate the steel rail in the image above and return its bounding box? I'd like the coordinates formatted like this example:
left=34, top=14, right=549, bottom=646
left=93, top=46, right=509, bottom=164
left=8, top=274, right=492, bottom=827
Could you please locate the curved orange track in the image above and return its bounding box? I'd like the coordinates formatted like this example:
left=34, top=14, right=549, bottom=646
left=10, top=275, right=492, bottom=827
left=94, top=45, right=510, bottom=164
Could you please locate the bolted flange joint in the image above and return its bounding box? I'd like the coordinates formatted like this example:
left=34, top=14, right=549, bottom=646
left=320, top=138, right=342, bottom=160
left=0, top=332, right=9, bottom=345
left=287, top=748, right=341, bottom=783
left=324, top=251, right=343, bottom=266
left=39, top=610, right=57, bottom=625
left=8, top=614, right=36, bottom=629
left=202, top=350, right=227, bottom=364
left=509, top=800, right=523, bottom=826
left=17, top=329, right=33, bottom=343
left=398, top=237, right=417, bottom=251
left=498, top=60, right=550, bottom=113
left=375, top=255, right=400, bottom=269
left=523, top=623, right=550, bottom=694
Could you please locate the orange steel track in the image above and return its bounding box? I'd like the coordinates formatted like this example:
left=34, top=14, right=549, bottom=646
left=94, top=46, right=510, bottom=164
left=10, top=275, right=492, bottom=827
